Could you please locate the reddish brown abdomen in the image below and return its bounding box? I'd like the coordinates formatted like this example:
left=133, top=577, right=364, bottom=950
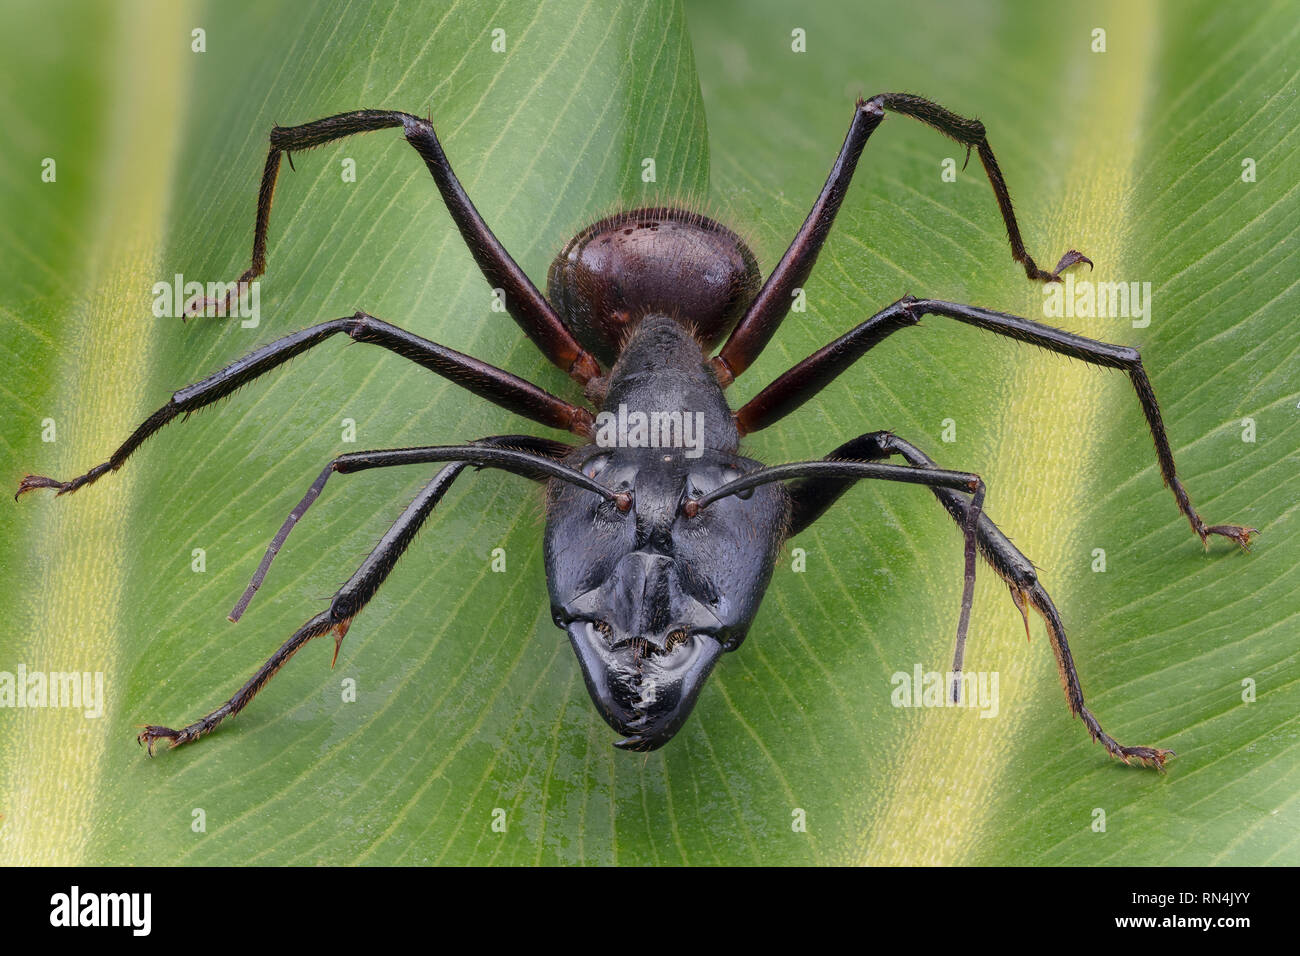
left=547, top=207, right=760, bottom=366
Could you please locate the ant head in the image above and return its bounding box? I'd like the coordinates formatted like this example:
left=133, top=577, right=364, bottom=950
left=545, top=446, right=788, bottom=750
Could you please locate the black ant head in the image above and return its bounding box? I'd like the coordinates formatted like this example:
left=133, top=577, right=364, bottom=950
left=546, top=440, right=788, bottom=751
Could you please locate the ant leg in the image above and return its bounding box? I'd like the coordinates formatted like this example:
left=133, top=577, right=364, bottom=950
left=228, top=435, right=571, bottom=621
left=714, top=93, right=1089, bottom=383
left=138, top=436, right=574, bottom=753
left=189, top=109, right=600, bottom=384
left=689, top=457, right=985, bottom=691
left=735, top=295, right=1257, bottom=551
left=785, top=430, right=1174, bottom=770
left=15, top=312, right=594, bottom=499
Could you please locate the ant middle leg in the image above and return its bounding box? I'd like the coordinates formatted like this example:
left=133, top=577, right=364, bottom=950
left=16, top=312, right=594, bottom=500
left=736, top=295, right=1257, bottom=550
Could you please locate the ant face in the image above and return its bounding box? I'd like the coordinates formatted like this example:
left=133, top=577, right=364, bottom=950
left=546, top=444, right=787, bottom=750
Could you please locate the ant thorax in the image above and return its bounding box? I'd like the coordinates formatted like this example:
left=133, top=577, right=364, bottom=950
left=593, top=313, right=739, bottom=458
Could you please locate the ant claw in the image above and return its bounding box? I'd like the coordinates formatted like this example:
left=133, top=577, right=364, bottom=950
left=137, top=725, right=182, bottom=756
left=15, top=474, right=64, bottom=499
left=1203, top=524, right=1258, bottom=552
left=1117, top=746, right=1175, bottom=772
left=1044, top=249, right=1093, bottom=282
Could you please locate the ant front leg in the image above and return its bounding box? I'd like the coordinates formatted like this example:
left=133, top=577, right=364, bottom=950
left=138, top=436, right=579, bottom=753
left=689, top=456, right=987, bottom=693
left=227, top=436, right=575, bottom=622
left=786, top=430, right=1174, bottom=770
left=736, top=296, right=1258, bottom=551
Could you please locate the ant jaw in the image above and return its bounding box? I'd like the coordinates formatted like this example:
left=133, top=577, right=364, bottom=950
left=563, top=619, right=723, bottom=751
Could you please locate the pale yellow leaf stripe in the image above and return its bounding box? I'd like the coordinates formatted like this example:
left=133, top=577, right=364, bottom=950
left=854, top=0, right=1157, bottom=865
left=0, top=2, right=189, bottom=866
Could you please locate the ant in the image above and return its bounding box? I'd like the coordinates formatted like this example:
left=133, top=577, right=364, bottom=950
left=17, top=93, right=1256, bottom=765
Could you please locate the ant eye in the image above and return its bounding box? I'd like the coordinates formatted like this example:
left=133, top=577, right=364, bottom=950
left=685, top=466, right=755, bottom=502
left=582, top=453, right=612, bottom=480
left=685, top=471, right=720, bottom=499
left=723, top=466, right=753, bottom=500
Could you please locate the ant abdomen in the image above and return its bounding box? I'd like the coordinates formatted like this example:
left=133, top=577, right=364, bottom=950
left=546, top=207, right=760, bottom=366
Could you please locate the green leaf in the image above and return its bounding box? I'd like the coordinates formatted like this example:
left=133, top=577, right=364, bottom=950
left=0, top=0, right=1294, bottom=865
